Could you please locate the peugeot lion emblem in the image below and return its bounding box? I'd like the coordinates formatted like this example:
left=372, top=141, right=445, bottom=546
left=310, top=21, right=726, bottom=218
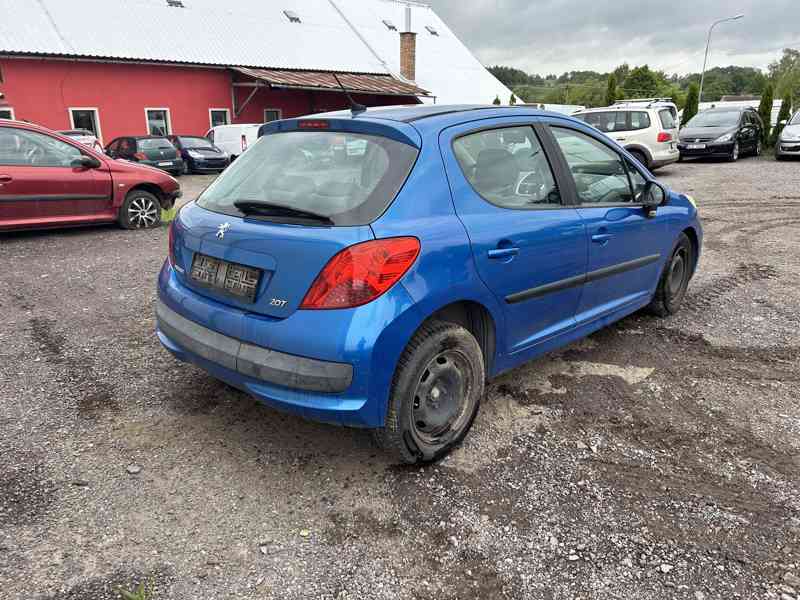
left=216, top=223, right=231, bottom=240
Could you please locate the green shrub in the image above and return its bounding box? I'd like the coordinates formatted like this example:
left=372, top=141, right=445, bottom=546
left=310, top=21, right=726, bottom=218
left=682, top=83, right=699, bottom=128
left=605, top=74, right=617, bottom=106
left=771, top=93, right=792, bottom=146
left=757, top=83, right=774, bottom=144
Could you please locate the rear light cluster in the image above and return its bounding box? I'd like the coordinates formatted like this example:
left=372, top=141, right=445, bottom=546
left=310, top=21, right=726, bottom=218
left=168, top=221, right=177, bottom=267
left=657, top=132, right=673, bottom=143
left=241, top=134, right=248, bottom=152
left=300, top=237, right=420, bottom=310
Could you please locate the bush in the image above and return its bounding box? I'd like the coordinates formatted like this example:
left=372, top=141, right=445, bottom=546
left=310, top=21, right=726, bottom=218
left=757, top=83, right=774, bottom=144
left=682, top=83, right=699, bottom=128
left=771, top=93, right=792, bottom=146
left=605, top=74, right=617, bottom=106
left=492, top=95, right=501, bottom=106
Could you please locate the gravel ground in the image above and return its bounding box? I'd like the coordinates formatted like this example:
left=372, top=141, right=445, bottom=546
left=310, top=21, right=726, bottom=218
left=1, top=156, right=799, bottom=600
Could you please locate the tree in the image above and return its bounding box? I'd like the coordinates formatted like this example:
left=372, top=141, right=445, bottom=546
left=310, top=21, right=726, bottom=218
left=769, top=49, right=800, bottom=106
left=758, top=83, right=774, bottom=144
left=623, top=65, right=659, bottom=98
left=772, top=93, right=792, bottom=145
left=605, top=74, right=617, bottom=106
left=509, top=93, right=517, bottom=105
left=492, top=95, right=501, bottom=106
left=682, top=83, right=699, bottom=128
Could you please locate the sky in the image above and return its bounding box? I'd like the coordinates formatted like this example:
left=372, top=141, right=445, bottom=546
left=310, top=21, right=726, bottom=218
left=427, top=0, right=798, bottom=76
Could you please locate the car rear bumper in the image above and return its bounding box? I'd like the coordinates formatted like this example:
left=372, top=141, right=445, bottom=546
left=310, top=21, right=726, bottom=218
left=142, top=158, right=185, bottom=173
left=157, top=299, right=353, bottom=393
left=155, top=262, right=421, bottom=427
left=650, top=148, right=680, bottom=168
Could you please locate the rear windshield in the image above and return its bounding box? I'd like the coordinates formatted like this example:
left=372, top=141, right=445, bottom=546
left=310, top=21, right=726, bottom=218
left=575, top=111, right=650, bottom=133
left=658, top=109, right=677, bottom=130
left=686, top=111, right=741, bottom=128
left=179, top=136, right=215, bottom=149
left=138, top=138, right=173, bottom=150
left=196, top=131, right=419, bottom=226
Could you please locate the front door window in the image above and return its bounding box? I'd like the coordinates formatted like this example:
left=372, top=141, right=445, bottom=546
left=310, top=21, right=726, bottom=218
left=146, top=109, right=171, bottom=135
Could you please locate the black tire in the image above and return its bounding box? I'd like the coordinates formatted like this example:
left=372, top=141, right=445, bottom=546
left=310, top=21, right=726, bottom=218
left=373, top=320, right=485, bottom=464
left=182, top=161, right=190, bottom=175
left=648, top=233, right=694, bottom=317
left=629, top=149, right=649, bottom=168
left=678, top=154, right=685, bottom=163
left=119, top=190, right=162, bottom=230
left=728, top=141, right=739, bottom=162
left=754, top=139, right=763, bottom=157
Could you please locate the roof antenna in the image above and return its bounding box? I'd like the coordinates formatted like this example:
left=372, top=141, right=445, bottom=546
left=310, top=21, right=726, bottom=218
left=332, top=73, right=367, bottom=115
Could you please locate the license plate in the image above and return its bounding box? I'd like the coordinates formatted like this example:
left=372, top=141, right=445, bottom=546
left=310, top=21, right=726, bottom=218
left=687, top=144, right=706, bottom=150
left=190, top=253, right=261, bottom=302
left=158, top=161, right=172, bottom=166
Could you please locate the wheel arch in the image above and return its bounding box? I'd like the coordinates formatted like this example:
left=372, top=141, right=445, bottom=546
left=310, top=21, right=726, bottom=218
left=424, top=300, right=497, bottom=376
left=624, top=144, right=653, bottom=166
left=126, top=183, right=169, bottom=208
left=682, top=226, right=700, bottom=274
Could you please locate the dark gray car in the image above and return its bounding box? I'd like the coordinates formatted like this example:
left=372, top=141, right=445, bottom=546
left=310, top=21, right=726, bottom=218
left=105, top=136, right=185, bottom=176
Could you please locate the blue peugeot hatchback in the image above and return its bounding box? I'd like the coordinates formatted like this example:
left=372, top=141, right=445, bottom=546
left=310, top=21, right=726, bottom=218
left=156, top=105, right=702, bottom=463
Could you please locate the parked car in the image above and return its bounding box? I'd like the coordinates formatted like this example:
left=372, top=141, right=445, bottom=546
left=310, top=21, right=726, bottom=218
left=613, top=98, right=680, bottom=127
left=678, top=106, right=763, bottom=162
left=156, top=105, right=702, bottom=464
left=205, top=124, right=261, bottom=161
left=572, top=104, right=679, bottom=170
left=105, top=136, right=184, bottom=175
left=58, top=129, right=104, bottom=153
left=167, top=135, right=230, bottom=173
left=0, top=120, right=181, bottom=231
left=775, top=110, right=800, bottom=161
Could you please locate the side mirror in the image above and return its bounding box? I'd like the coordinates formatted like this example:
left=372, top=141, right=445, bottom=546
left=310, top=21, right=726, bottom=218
left=71, top=155, right=100, bottom=170
left=642, top=182, right=666, bottom=218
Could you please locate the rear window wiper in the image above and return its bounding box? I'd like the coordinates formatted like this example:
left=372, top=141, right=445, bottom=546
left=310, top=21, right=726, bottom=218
left=233, top=200, right=334, bottom=225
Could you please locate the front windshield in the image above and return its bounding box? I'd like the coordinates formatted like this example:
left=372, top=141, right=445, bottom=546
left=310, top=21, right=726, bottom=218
left=686, top=111, right=740, bottom=128
left=196, top=130, right=419, bottom=226
left=180, top=136, right=215, bottom=149
left=790, top=112, right=800, bottom=126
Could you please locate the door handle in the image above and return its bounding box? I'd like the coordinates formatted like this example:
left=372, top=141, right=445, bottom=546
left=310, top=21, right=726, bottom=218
left=591, top=233, right=613, bottom=245
left=0, top=175, right=12, bottom=184
left=488, top=247, right=520, bottom=260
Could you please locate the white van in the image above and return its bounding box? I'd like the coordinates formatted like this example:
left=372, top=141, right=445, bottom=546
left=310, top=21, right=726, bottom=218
left=205, top=124, right=262, bottom=160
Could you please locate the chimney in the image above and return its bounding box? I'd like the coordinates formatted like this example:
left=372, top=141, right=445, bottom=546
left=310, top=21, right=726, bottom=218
left=400, top=5, right=416, bottom=81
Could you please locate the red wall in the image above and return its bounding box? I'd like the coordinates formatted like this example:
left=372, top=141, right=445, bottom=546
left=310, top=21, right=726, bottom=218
left=0, top=57, right=417, bottom=144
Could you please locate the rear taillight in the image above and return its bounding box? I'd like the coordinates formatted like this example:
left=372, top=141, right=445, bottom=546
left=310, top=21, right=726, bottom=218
left=657, top=132, right=672, bottom=143
left=300, top=238, right=420, bottom=310
left=241, top=134, right=248, bottom=152
left=133, top=152, right=147, bottom=160
left=168, top=221, right=177, bottom=266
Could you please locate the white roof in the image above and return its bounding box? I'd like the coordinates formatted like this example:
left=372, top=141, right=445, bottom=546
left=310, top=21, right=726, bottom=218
left=333, top=1, right=513, bottom=104
left=0, top=0, right=512, bottom=103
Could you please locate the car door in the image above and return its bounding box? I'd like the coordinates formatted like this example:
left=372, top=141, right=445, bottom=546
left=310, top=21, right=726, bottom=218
left=544, top=123, right=669, bottom=322
left=0, top=126, right=113, bottom=229
left=441, top=119, right=588, bottom=355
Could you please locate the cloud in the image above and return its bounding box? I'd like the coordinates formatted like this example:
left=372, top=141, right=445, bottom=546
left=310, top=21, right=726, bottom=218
left=428, top=0, right=798, bottom=75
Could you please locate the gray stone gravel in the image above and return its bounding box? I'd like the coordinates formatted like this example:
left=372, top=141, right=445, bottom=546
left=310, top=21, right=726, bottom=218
left=1, top=156, right=799, bottom=599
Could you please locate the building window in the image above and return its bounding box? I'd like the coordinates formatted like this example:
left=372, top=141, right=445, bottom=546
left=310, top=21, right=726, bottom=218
left=0, top=107, right=14, bottom=120
left=69, top=108, right=102, bottom=141
left=264, top=109, right=282, bottom=123
left=145, top=108, right=171, bottom=135
left=209, top=108, right=230, bottom=128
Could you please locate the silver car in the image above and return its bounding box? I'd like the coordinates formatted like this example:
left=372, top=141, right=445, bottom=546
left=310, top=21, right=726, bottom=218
left=776, top=111, right=800, bottom=160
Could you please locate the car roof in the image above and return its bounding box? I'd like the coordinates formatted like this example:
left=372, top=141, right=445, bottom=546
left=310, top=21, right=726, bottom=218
left=305, top=104, right=566, bottom=125
left=575, top=106, right=659, bottom=114
left=703, top=106, right=752, bottom=113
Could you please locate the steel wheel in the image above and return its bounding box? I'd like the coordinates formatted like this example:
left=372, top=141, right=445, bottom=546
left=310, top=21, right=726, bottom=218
left=410, top=348, right=476, bottom=446
left=128, top=195, right=159, bottom=229
left=666, top=245, right=690, bottom=304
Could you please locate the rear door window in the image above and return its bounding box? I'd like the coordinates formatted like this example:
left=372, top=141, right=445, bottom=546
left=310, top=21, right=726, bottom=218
left=658, top=109, right=676, bottom=130
left=452, top=125, right=560, bottom=208
left=196, top=131, right=419, bottom=226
